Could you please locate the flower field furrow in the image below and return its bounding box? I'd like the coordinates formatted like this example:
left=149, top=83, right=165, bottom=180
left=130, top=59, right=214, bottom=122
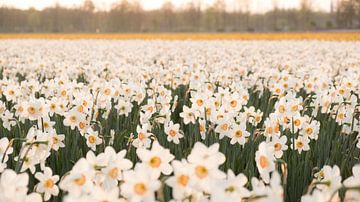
left=1, top=33, right=360, bottom=41
left=0, top=40, right=359, bottom=202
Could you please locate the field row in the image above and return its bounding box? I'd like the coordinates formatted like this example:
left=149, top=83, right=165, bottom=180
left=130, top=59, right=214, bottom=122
left=0, top=32, right=360, bottom=41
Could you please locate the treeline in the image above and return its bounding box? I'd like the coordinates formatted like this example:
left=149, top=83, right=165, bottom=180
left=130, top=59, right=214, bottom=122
left=0, top=0, right=359, bottom=33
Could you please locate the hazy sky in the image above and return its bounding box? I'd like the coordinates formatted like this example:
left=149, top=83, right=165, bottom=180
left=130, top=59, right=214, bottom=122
left=0, top=0, right=333, bottom=13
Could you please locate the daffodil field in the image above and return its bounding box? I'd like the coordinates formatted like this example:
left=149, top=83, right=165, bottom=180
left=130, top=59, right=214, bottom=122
left=0, top=39, right=359, bottom=202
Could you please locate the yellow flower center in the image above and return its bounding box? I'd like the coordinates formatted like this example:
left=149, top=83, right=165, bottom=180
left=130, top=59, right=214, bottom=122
left=230, top=100, right=237, bottom=108
left=266, top=127, right=273, bottom=134
left=50, top=103, right=56, bottom=110
left=18, top=106, right=24, bottom=112
left=338, top=113, right=344, bottom=120
left=52, top=137, right=59, bottom=145
left=279, top=105, right=286, bottom=113
left=199, top=124, right=205, bottom=133
left=275, top=88, right=281, bottom=94
left=291, top=105, right=298, bottom=112
left=104, top=88, right=111, bottom=95
left=225, top=186, right=236, bottom=193
left=134, top=183, right=147, bottom=195
left=206, top=108, right=212, bottom=116
left=216, top=114, right=224, bottom=120
left=259, top=156, right=269, bottom=168
left=296, top=141, right=304, bottom=149
left=74, top=175, right=86, bottom=186
left=147, top=106, right=154, bottom=113
left=44, top=179, right=55, bottom=188
left=177, top=175, right=189, bottom=186
left=235, top=130, right=243, bottom=137
left=69, top=115, right=77, bottom=123
left=43, top=122, right=49, bottom=128
left=149, top=156, right=161, bottom=168
left=195, top=165, right=208, bottom=179
left=294, top=119, right=301, bottom=127
left=305, top=127, right=313, bottom=135
left=138, top=132, right=145, bottom=140
left=196, top=99, right=203, bottom=106
left=221, top=123, right=229, bottom=131
left=88, top=135, right=96, bottom=144
left=27, top=106, right=36, bottom=115
left=169, top=129, right=177, bottom=137
left=274, top=143, right=282, bottom=151
left=78, top=105, right=84, bottom=113
left=79, top=122, right=86, bottom=129
left=108, top=168, right=118, bottom=179
left=274, top=124, right=280, bottom=133
left=284, top=117, right=289, bottom=124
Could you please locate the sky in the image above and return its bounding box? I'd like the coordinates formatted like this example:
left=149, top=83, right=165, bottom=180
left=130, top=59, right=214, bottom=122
left=0, top=0, right=333, bottom=13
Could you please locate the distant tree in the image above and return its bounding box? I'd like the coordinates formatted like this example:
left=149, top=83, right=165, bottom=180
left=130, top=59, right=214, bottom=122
left=272, top=0, right=279, bottom=31
left=160, top=1, right=175, bottom=31
left=216, top=0, right=226, bottom=31
left=299, top=0, right=312, bottom=30
left=83, top=0, right=95, bottom=12
left=238, top=0, right=250, bottom=31
left=336, top=0, right=356, bottom=28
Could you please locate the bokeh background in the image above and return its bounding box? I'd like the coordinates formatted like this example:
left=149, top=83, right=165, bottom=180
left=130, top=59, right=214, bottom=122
left=0, top=0, right=359, bottom=33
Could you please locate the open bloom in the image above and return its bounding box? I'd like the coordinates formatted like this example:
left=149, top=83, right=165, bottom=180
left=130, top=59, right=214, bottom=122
left=293, top=136, right=310, bottom=154
left=34, top=167, right=60, bottom=201
left=136, top=141, right=174, bottom=177
left=210, top=170, right=250, bottom=201
left=84, top=128, right=102, bottom=151
left=164, top=121, right=183, bottom=144
left=166, top=159, right=193, bottom=200
left=101, top=147, right=133, bottom=190
left=180, top=106, right=200, bottom=125
left=24, top=98, right=46, bottom=121
left=59, top=158, right=95, bottom=197
left=132, top=124, right=152, bottom=149
left=228, top=123, right=250, bottom=146
left=270, top=135, right=288, bottom=158
left=300, top=118, right=320, bottom=140
left=187, top=142, right=226, bottom=192
left=255, top=142, right=275, bottom=183
left=49, top=131, right=65, bottom=151
left=63, top=109, right=86, bottom=130
left=121, top=164, right=161, bottom=202
left=115, top=99, right=133, bottom=117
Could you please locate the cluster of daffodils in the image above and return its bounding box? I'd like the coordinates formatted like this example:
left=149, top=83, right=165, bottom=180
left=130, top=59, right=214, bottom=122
left=302, top=164, right=360, bottom=202
left=0, top=40, right=359, bottom=201
left=51, top=141, right=284, bottom=202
